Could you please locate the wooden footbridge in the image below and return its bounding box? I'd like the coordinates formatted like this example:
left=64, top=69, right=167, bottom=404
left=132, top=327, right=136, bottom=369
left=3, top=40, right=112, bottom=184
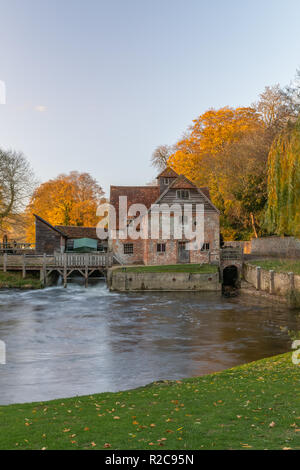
left=0, top=253, right=114, bottom=287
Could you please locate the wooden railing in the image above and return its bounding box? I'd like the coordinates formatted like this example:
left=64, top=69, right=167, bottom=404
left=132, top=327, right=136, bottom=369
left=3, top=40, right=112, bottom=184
left=0, top=242, right=35, bottom=253
left=54, top=253, right=113, bottom=267
left=0, top=253, right=113, bottom=271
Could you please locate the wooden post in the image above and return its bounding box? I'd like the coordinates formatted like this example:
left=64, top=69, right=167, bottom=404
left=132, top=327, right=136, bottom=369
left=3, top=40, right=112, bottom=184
left=22, top=254, right=26, bottom=279
left=63, top=253, right=67, bottom=288
left=289, top=272, right=295, bottom=293
left=269, top=270, right=275, bottom=295
left=256, top=266, right=261, bottom=291
left=40, top=268, right=44, bottom=284
left=43, top=253, right=47, bottom=286
left=3, top=253, right=7, bottom=273
left=85, top=254, right=88, bottom=288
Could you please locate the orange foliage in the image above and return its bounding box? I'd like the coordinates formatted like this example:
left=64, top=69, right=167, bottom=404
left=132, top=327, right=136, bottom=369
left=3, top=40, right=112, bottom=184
left=26, top=171, right=105, bottom=242
left=169, top=107, right=263, bottom=186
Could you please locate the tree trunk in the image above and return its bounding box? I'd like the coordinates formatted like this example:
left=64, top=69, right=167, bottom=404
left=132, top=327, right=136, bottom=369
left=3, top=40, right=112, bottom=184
left=250, top=212, right=258, bottom=239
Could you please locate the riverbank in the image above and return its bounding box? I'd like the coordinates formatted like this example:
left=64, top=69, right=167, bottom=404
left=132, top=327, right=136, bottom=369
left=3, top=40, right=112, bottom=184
left=250, top=259, right=300, bottom=275
left=0, top=352, right=298, bottom=450
left=0, top=272, right=42, bottom=289
left=243, top=260, right=300, bottom=307
left=240, top=281, right=289, bottom=304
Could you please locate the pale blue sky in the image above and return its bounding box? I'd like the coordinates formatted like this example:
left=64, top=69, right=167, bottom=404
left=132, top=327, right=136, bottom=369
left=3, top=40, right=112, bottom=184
left=0, top=0, right=300, bottom=195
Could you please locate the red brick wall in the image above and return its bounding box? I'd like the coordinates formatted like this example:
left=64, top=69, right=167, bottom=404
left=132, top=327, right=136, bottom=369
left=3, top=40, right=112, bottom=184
left=111, top=211, right=220, bottom=266
left=111, top=238, right=145, bottom=265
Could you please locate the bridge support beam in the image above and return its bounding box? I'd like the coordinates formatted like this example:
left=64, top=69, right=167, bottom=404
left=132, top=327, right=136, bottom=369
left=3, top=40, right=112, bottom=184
left=269, top=270, right=275, bottom=295
left=63, top=253, right=67, bottom=288
left=256, top=266, right=261, bottom=291
left=22, top=255, right=26, bottom=279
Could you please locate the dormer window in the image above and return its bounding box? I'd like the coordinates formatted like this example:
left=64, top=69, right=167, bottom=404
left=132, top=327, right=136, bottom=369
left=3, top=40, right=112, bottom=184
left=164, top=178, right=170, bottom=186
left=176, top=190, right=190, bottom=200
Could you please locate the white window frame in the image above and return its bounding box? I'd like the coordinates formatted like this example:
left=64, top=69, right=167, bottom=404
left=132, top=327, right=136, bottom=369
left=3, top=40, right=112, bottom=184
left=157, top=243, right=166, bottom=253
left=176, top=190, right=190, bottom=200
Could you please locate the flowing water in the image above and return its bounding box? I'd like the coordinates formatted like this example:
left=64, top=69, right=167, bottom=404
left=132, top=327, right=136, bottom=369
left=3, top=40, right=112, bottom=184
left=0, top=281, right=299, bottom=405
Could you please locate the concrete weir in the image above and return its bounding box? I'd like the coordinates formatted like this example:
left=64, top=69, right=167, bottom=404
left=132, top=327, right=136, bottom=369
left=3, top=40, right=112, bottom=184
left=107, top=269, right=221, bottom=292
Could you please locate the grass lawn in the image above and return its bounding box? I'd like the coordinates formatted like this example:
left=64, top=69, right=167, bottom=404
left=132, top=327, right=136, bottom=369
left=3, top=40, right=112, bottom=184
left=0, top=271, right=42, bottom=289
left=0, top=353, right=299, bottom=450
left=116, top=264, right=218, bottom=274
left=250, top=260, right=300, bottom=276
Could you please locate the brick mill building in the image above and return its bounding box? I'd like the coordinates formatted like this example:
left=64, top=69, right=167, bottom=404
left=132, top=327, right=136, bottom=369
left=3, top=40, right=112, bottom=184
left=109, top=168, right=220, bottom=265
left=33, top=169, right=220, bottom=267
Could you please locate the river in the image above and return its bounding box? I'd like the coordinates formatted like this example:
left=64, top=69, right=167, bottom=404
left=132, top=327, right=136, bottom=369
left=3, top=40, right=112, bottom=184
left=0, top=281, right=299, bottom=405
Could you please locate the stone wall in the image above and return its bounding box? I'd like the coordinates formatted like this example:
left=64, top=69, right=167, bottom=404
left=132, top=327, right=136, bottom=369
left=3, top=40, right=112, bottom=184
left=225, top=237, right=300, bottom=257
left=107, top=269, right=221, bottom=292
left=249, top=237, right=300, bottom=258
left=243, top=262, right=300, bottom=297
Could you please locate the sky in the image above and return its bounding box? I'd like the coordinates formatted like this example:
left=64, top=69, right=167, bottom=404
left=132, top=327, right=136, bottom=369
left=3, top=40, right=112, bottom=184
left=0, top=0, right=300, bottom=195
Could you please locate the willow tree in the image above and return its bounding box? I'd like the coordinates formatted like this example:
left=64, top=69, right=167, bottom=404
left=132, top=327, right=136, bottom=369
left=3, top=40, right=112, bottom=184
left=266, top=118, right=300, bottom=236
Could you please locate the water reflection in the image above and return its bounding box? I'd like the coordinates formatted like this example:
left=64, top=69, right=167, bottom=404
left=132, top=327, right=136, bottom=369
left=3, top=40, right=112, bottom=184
left=0, top=281, right=298, bottom=405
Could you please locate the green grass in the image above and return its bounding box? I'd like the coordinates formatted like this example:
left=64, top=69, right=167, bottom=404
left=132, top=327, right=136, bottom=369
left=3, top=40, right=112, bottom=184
left=250, top=260, right=300, bottom=276
left=116, top=264, right=218, bottom=274
left=0, top=353, right=299, bottom=450
left=0, top=271, right=42, bottom=289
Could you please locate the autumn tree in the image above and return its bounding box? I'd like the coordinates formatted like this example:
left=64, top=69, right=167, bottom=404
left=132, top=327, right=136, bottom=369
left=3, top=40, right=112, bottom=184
left=218, top=127, right=273, bottom=239
left=168, top=107, right=266, bottom=239
left=26, top=171, right=105, bottom=241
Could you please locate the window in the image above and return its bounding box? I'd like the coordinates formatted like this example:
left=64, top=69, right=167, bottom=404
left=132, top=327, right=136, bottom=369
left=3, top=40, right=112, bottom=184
left=124, top=243, right=134, bottom=254
left=66, top=239, right=74, bottom=251
left=180, top=215, right=189, bottom=225
left=201, top=243, right=210, bottom=251
left=176, top=190, right=190, bottom=200
left=157, top=243, right=166, bottom=253
left=164, top=178, right=170, bottom=186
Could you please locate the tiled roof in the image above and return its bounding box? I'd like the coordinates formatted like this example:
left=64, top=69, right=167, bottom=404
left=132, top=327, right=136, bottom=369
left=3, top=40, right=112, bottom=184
left=110, top=186, right=160, bottom=228
left=168, top=176, right=212, bottom=200
left=55, top=226, right=99, bottom=239
left=199, top=187, right=211, bottom=200
left=34, top=215, right=66, bottom=236
left=156, top=167, right=179, bottom=178
left=172, top=178, right=197, bottom=190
